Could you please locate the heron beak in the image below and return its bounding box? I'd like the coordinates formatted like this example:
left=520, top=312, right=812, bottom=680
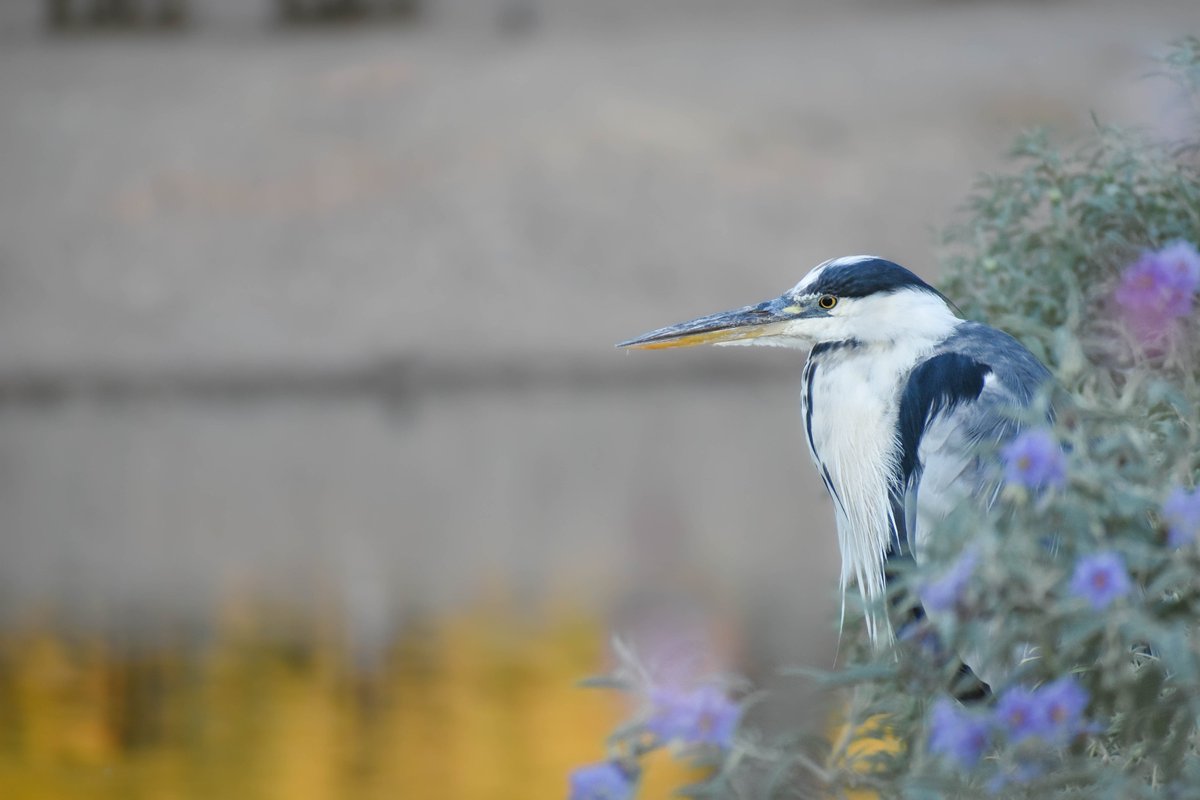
left=617, top=298, right=793, bottom=350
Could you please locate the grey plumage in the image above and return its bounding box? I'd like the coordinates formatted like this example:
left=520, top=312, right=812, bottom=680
left=896, top=322, right=1054, bottom=559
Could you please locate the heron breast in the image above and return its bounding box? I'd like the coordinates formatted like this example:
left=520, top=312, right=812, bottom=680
left=803, top=350, right=905, bottom=509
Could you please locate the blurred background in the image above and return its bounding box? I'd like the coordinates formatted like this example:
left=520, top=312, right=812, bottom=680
left=0, top=0, right=1195, bottom=797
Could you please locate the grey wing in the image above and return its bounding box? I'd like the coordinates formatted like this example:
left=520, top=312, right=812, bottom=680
left=895, top=323, right=1053, bottom=559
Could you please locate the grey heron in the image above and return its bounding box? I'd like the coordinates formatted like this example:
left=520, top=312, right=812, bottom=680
left=618, top=256, right=1052, bottom=659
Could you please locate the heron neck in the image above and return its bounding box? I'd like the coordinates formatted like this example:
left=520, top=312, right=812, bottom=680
left=840, top=290, right=963, bottom=351
left=803, top=315, right=963, bottom=646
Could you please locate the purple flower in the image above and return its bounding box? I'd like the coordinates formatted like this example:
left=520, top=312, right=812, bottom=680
left=995, top=685, right=1046, bottom=743
left=928, top=697, right=991, bottom=768
left=1069, top=551, right=1132, bottom=610
left=569, top=762, right=636, bottom=800
left=1001, top=429, right=1067, bottom=491
left=1162, top=485, right=1200, bottom=547
left=1036, top=676, right=1090, bottom=743
left=1156, top=241, right=1200, bottom=300
left=646, top=685, right=741, bottom=748
left=921, top=549, right=979, bottom=613
left=1115, top=242, right=1200, bottom=344
left=1116, top=242, right=1200, bottom=317
left=993, top=677, right=1093, bottom=749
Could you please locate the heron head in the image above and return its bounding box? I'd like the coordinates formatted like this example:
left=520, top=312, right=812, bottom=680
left=618, top=256, right=961, bottom=351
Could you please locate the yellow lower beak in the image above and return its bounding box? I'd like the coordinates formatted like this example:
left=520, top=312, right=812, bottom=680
left=617, top=301, right=788, bottom=350
left=622, top=326, right=769, bottom=350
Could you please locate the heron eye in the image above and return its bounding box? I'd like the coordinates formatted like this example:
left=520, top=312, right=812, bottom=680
left=818, top=294, right=838, bottom=310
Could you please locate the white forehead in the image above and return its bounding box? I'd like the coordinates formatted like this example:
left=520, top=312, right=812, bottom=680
left=790, top=255, right=881, bottom=294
